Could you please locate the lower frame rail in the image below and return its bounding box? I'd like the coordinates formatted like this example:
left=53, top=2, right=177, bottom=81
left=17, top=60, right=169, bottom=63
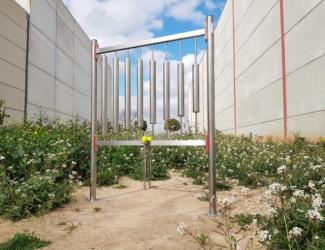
left=97, top=140, right=205, bottom=147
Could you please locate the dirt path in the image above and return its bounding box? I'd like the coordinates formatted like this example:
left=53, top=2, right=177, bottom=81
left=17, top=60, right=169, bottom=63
left=0, top=172, right=265, bottom=249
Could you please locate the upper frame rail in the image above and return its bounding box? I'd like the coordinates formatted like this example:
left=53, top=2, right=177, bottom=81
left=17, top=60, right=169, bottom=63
left=97, top=29, right=205, bottom=54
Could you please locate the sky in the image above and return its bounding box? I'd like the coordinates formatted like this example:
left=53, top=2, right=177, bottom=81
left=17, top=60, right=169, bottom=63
left=62, top=0, right=226, bottom=131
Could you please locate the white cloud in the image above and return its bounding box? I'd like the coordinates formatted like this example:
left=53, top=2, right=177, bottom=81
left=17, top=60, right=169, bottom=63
left=63, top=0, right=212, bottom=46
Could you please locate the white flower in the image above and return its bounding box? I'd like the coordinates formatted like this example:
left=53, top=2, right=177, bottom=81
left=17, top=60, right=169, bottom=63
left=0, top=156, right=5, bottom=160
left=277, top=165, right=287, bottom=174
left=241, top=187, right=250, bottom=195
left=312, top=193, right=323, bottom=210
left=290, top=197, right=296, bottom=203
left=308, top=181, right=316, bottom=189
left=72, top=171, right=77, bottom=176
left=289, top=227, right=303, bottom=238
left=293, top=189, right=305, bottom=198
left=71, top=161, right=77, bottom=165
left=220, top=197, right=234, bottom=208
left=273, top=229, right=279, bottom=235
left=268, top=183, right=286, bottom=194
left=176, top=222, right=187, bottom=235
left=257, top=230, right=271, bottom=243
left=306, top=209, right=323, bottom=221
left=68, top=174, right=74, bottom=179
left=266, top=205, right=277, bottom=217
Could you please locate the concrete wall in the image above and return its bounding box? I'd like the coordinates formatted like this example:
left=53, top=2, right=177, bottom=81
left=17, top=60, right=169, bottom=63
left=189, top=0, right=325, bottom=139
left=0, top=0, right=111, bottom=123
left=27, top=0, right=99, bottom=121
left=0, top=0, right=27, bottom=122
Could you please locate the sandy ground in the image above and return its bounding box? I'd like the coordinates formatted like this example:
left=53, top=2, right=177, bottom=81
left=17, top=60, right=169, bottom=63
left=0, top=172, right=266, bottom=250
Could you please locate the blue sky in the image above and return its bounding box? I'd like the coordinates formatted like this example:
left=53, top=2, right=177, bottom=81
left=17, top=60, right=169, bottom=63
left=63, top=0, right=226, bottom=130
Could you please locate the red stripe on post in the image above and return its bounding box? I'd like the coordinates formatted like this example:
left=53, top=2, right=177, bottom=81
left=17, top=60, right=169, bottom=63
left=205, top=133, right=209, bottom=153
left=280, top=0, right=288, bottom=140
left=92, top=135, right=97, bottom=152
left=232, top=0, right=237, bottom=135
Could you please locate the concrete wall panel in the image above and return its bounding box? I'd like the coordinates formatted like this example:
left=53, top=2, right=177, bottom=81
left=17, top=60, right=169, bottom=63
left=29, top=25, right=55, bottom=75
left=30, top=0, right=56, bottom=42
left=287, top=54, right=325, bottom=116
left=284, top=0, right=322, bottom=32
left=288, top=111, right=325, bottom=139
left=237, top=80, right=283, bottom=127
left=0, top=10, right=26, bottom=49
left=55, top=80, right=73, bottom=115
left=0, top=58, right=25, bottom=91
left=57, top=15, right=74, bottom=59
left=56, top=48, right=73, bottom=87
left=28, top=65, right=55, bottom=110
left=285, top=1, right=325, bottom=74
left=236, top=41, right=282, bottom=101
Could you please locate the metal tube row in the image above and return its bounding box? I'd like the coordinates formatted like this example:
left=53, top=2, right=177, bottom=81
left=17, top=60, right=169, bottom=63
left=163, top=61, right=170, bottom=121
left=150, top=60, right=156, bottom=124
left=113, top=56, right=119, bottom=133
left=101, top=55, right=107, bottom=136
left=125, top=57, right=131, bottom=130
left=137, top=58, right=143, bottom=129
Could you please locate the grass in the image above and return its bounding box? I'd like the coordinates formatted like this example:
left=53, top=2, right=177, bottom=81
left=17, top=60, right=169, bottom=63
left=0, top=233, right=50, bottom=250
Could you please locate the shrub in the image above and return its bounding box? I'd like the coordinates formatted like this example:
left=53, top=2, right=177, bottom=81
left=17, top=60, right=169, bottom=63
left=164, top=118, right=181, bottom=132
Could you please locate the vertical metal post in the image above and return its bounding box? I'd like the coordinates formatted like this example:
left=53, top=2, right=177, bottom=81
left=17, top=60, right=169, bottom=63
left=137, top=54, right=143, bottom=130
left=125, top=55, right=131, bottom=130
left=101, top=55, right=107, bottom=136
left=113, top=56, right=119, bottom=133
left=90, top=39, right=98, bottom=202
left=150, top=45, right=156, bottom=137
left=207, top=16, right=216, bottom=216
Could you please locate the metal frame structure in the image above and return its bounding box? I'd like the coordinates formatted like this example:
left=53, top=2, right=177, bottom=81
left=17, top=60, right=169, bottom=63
left=90, top=16, right=216, bottom=215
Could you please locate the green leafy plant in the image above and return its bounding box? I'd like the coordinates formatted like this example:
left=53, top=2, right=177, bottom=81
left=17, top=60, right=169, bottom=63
left=0, top=233, right=50, bottom=250
left=0, top=100, right=10, bottom=125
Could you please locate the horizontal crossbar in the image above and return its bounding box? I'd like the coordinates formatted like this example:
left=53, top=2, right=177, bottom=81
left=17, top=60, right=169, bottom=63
left=97, top=29, right=205, bottom=54
left=97, top=140, right=205, bottom=147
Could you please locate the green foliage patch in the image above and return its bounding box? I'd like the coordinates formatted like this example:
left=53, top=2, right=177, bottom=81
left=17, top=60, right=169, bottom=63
left=0, top=233, right=50, bottom=250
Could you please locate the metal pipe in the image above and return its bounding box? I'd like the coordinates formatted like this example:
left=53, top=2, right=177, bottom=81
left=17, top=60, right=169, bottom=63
left=101, top=55, right=107, bottom=136
left=137, top=58, right=143, bottom=129
left=150, top=60, right=156, bottom=124
left=193, top=64, right=200, bottom=113
left=163, top=61, right=170, bottom=121
left=207, top=15, right=216, bottom=216
left=113, top=56, right=119, bottom=133
left=125, top=57, right=131, bottom=130
left=90, top=39, right=98, bottom=202
left=177, top=62, right=185, bottom=117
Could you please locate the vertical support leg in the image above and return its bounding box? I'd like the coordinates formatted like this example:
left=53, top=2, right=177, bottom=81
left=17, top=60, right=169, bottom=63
left=148, top=144, right=152, bottom=188
left=143, top=144, right=147, bottom=190
left=90, top=39, right=98, bottom=202
left=101, top=55, right=107, bottom=137
left=207, top=16, right=216, bottom=215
